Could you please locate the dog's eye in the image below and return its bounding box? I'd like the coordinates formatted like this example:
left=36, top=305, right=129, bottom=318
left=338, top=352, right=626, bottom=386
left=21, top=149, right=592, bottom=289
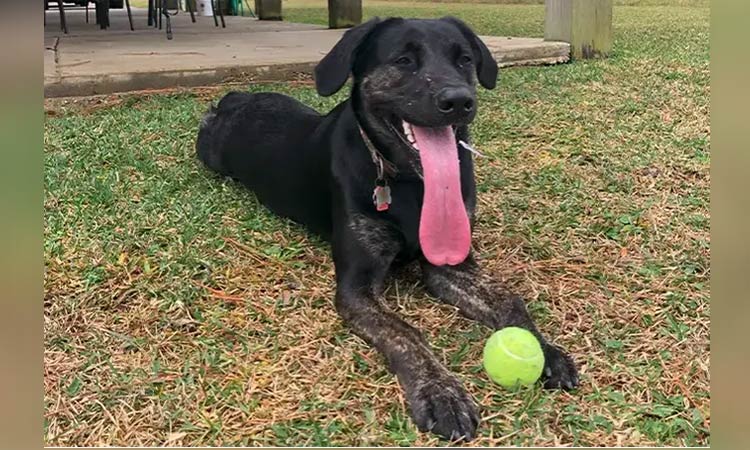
left=458, top=54, right=473, bottom=66
left=395, top=56, right=414, bottom=66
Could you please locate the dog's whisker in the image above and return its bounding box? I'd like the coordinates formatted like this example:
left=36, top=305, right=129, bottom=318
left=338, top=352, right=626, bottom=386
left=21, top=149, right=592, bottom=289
left=459, top=140, right=484, bottom=158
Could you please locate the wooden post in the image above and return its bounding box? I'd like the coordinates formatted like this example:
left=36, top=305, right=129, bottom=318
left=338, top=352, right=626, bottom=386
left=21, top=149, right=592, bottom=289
left=328, top=0, right=362, bottom=29
left=255, top=0, right=282, bottom=20
left=545, top=0, right=612, bottom=59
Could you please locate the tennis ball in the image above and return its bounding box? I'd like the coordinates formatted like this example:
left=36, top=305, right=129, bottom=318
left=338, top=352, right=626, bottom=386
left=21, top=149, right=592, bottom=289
left=483, top=327, right=545, bottom=388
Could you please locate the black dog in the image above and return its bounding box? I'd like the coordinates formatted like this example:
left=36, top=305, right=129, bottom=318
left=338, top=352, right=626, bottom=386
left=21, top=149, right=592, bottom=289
left=196, top=17, right=578, bottom=441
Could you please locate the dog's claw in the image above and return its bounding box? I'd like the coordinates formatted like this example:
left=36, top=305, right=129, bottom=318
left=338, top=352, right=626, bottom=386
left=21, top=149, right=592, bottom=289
left=405, top=372, right=480, bottom=442
left=541, top=344, right=579, bottom=391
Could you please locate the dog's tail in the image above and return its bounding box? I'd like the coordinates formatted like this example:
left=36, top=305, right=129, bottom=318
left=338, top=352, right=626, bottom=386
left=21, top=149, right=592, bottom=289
left=196, top=104, right=226, bottom=175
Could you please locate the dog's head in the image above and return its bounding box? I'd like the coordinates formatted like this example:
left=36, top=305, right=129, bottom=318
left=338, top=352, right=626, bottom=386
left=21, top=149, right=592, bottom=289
left=315, top=17, right=497, bottom=133
left=315, top=18, right=497, bottom=266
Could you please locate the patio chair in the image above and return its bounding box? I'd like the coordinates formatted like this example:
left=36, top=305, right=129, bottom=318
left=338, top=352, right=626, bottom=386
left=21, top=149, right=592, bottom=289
left=151, top=0, right=192, bottom=40
left=213, top=0, right=227, bottom=28
left=150, top=0, right=223, bottom=40
left=88, top=0, right=135, bottom=31
left=45, top=0, right=68, bottom=34
left=45, top=1, right=134, bottom=33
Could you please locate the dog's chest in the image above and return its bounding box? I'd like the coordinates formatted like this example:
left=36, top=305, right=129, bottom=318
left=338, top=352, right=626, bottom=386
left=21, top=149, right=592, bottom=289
left=380, top=180, right=423, bottom=254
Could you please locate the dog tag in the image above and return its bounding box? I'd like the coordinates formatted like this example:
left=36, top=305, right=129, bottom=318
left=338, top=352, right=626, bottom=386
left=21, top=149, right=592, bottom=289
left=373, top=183, right=391, bottom=212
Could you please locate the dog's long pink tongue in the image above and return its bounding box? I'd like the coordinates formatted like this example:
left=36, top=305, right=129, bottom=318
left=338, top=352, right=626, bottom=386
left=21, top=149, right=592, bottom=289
left=412, top=125, right=471, bottom=266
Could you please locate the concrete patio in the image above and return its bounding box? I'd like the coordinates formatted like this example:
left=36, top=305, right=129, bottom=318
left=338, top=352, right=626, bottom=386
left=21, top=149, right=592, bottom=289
left=44, top=8, right=570, bottom=97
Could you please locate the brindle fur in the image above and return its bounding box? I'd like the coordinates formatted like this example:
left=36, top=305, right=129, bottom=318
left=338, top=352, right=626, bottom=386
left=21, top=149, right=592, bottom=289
left=421, top=255, right=579, bottom=389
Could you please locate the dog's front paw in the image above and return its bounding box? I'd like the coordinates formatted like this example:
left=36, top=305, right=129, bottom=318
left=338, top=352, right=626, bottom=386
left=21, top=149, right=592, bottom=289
left=542, top=344, right=579, bottom=390
left=404, top=372, right=480, bottom=442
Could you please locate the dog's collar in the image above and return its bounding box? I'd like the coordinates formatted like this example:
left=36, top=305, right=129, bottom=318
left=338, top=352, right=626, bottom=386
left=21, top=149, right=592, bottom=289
left=359, top=126, right=397, bottom=180
left=359, top=126, right=396, bottom=212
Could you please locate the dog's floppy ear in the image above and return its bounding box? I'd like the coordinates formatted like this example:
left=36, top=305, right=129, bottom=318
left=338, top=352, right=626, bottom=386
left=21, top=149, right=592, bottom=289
left=441, top=17, right=498, bottom=89
left=314, top=18, right=382, bottom=97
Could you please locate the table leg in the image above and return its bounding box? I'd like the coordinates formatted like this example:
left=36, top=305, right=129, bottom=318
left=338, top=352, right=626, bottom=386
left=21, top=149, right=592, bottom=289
left=57, top=0, right=68, bottom=34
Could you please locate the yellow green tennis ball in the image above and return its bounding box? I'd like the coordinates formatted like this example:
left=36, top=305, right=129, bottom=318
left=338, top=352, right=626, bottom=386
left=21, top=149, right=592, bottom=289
left=483, top=327, right=545, bottom=388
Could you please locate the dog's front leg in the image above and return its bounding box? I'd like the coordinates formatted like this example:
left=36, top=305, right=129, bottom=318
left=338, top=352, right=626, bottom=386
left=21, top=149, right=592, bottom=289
left=335, top=287, right=479, bottom=440
left=332, top=216, right=479, bottom=441
left=421, top=255, right=579, bottom=390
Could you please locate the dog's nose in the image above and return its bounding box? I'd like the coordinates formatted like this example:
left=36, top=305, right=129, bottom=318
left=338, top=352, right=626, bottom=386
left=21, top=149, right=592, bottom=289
left=436, top=87, right=475, bottom=116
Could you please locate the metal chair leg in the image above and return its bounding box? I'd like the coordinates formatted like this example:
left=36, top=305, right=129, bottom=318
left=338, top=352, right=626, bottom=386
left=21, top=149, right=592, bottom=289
left=161, top=0, right=173, bottom=39
left=186, top=0, right=195, bottom=23
left=57, top=0, right=68, bottom=34
left=125, top=0, right=134, bottom=31
left=212, top=0, right=219, bottom=27
left=217, top=0, right=225, bottom=28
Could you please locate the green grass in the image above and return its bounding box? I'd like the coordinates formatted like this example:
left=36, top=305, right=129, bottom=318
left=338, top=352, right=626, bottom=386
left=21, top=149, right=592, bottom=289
left=44, top=0, right=709, bottom=446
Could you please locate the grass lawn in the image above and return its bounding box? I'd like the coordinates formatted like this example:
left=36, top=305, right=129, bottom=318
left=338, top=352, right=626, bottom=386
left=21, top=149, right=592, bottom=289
left=44, top=0, right=709, bottom=446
